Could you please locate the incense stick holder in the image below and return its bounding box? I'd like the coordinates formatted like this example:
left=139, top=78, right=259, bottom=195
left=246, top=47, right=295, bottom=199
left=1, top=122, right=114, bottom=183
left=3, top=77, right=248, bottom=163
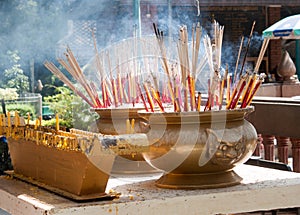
left=5, top=126, right=116, bottom=200
left=138, top=107, right=257, bottom=189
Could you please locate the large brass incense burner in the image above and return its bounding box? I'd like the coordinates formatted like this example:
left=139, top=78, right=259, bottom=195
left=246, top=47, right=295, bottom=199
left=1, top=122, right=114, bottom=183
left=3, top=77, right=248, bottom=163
left=138, top=106, right=257, bottom=189
left=44, top=19, right=266, bottom=188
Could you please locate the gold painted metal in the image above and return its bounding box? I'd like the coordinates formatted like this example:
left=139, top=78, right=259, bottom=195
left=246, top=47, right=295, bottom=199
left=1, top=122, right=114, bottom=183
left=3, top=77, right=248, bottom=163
left=92, top=107, right=160, bottom=174
left=7, top=127, right=115, bottom=199
left=138, top=107, right=257, bottom=189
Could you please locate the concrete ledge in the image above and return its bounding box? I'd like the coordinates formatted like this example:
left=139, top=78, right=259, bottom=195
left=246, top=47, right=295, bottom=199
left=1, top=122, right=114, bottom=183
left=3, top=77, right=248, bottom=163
left=247, top=97, right=300, bottom=138
left=0, top=164, right=300, bottom=215
left=255, top=82, right=300, bottom=98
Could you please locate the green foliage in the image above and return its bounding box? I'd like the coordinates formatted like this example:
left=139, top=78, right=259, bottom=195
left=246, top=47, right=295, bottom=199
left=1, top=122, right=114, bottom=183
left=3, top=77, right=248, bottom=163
left=42, top=118, right=72, bottom=130
left=44, top=86, right=98, bottom=130
left=0, top=88, right=19, bottom=100
left=1, top=50, right=29, bottom=93
left=44, top=86, right=74, bottom=121
left=5, top=103, right=35, bottom=117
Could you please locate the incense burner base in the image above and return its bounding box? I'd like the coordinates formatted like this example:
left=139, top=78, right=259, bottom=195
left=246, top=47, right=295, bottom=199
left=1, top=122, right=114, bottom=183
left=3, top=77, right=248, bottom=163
left=155, top=170, right=242, bottom=189
left=111, top=156, right=161, bottom=175
left=5, top=171, right=115, bottom=201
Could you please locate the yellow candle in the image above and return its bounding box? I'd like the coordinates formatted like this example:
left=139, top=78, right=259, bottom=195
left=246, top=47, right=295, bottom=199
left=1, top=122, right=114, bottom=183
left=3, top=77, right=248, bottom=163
left=56, top=114, right=59, bottom=131
left=39, top=115, right=42, bottom=127
left=15, top=111, right=19, bottom=127
left=63, top=138, right=68, bottom=149
left=34, top=119, right=38, bottom=129
left=27, top=113, right=30, bottom=125
left=126, top=119, right=130, bottom=134
left=36, top=131, right=39, bottom=144
left=7, top=112, right=11, bottom=127
left=131, top=119, right=135, bottom=134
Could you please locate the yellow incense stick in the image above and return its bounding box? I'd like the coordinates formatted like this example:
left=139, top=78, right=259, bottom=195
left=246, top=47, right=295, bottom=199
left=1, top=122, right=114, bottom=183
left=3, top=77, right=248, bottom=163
left=143, top=82, right=155, bottom=112
left=131, top=119, right=135, bottom=134
left=34, top=119, right=38, bottom=130
left=197, top=92, right=201, bottom=112
left=7, top=112, right=11, bottom=127
left=39, top=116, right=42, bottom=127
left=226, top=74, right=231, bottom=104
left=14, top=111, right=19, bottom=127
left=27, top=113, right=30, bottom=125
left=56, top=114, right=59, bottom=131
left=240, top=73, right=257, bottom=107
left=126, top=119, right=131, bottom=134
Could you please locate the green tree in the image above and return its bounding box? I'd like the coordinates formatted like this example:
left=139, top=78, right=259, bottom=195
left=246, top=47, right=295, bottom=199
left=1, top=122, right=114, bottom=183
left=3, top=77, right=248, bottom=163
left=0, top=88, right=18, bottom=100
left=2, top=50, right=29, bottom=94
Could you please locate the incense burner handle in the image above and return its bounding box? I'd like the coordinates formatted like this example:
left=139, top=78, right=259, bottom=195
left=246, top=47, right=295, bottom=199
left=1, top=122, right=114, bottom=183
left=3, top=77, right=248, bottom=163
left=139, top=121, right=151, bottom=133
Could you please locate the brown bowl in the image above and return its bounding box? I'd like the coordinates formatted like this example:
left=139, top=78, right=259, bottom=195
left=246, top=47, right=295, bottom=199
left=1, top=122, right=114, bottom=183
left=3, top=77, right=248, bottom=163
left=138, top=107, right=257, bottom=189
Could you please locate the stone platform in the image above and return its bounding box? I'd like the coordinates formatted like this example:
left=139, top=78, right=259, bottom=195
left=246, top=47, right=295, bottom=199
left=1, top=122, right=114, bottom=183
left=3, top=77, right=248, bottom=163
left=0, top=164, right=300, bottom=215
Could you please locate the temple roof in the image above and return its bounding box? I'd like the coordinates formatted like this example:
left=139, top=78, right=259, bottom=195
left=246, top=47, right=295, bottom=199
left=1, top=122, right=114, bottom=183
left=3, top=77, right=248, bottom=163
left=119, top=0, right=300, bottom=7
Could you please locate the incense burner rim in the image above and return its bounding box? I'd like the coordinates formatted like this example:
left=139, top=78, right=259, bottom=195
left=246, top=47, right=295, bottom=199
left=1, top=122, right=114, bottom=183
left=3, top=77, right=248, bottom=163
left=91, top=107, right=145, bottom=119
left=137, top=106, right=254, bottom=124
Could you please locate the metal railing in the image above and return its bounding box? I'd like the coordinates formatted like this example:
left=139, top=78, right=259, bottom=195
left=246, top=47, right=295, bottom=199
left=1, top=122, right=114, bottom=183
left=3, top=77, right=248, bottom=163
left=3, top=93, right=42, bottom=118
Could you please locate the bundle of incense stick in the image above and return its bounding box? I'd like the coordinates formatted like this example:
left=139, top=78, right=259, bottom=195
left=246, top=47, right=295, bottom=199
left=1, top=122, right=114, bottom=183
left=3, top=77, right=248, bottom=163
left=233, top=36, right=244, bottom=84
left=218, top=65, right=228, bottom=110
left=177, top=25, right=190, bottom=111
left=45, top=20, right=266, bottom=114
left=202, top=20, right=224, bottom=76
left=223, top=20, right=270, bottom=110
left=191, top=22, right=202, bottom=79
left=44, top=61, right=95, bottom=107
left=254, top=38, right=270, bottom=73
left=202, top=20, right=266, bottom=111
left=203, top=20, right=224, bottom=110
left=153, top=23, right=175, bottom=106
left=173, top=23, right=203, bottom=111
left=189, top=23, right=202, bottom=110
left=237, top=21, right=256, bottom=80
left=45, top=46, right=138, bottom=109
left=186, top=55, right=261, bottom=112
left=225, top=72, right=266, bottom=109
left=204, top=71, right=221, bottom=111
left=212, top=20, right=224, bottom=72
left=203, top=35, right=214, bottom=75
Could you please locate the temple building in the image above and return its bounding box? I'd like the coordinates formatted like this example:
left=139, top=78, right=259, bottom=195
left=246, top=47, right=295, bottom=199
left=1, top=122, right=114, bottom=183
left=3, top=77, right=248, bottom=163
left=59, top=0, right=300, bottom=81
